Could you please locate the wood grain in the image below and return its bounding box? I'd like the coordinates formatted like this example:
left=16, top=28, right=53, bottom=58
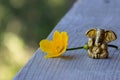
left=14, top=0, right=120, bottom=80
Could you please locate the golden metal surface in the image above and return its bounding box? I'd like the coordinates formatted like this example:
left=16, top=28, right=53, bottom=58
left=86, top=28, right=117, bottom=59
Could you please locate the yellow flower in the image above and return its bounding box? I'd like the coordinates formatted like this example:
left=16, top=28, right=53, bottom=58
left=39, top=31, right=68, bottom=58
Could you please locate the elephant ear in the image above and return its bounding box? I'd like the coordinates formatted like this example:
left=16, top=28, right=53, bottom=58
left=105, top=30, right=117, bottom=43
left=86, top=28, right=97, bottom=38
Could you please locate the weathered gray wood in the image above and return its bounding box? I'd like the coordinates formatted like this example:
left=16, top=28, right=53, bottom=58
left=14, top=0, right=120, bottom=80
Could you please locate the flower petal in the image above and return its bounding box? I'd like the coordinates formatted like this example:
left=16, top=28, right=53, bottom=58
left=61, top=31, right=68, bottom=46
left=45, top=54, right=60, bottom=58
left=53, top=31, right=62, bottom=42
left=39, top=39, right=53, bottom=54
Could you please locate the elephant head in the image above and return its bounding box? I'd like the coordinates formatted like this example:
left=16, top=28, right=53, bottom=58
left=86, top=28, right=117, bottom=46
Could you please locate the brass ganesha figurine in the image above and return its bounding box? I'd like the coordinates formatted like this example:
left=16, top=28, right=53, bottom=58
left=86, top=28, right=117, bottom=59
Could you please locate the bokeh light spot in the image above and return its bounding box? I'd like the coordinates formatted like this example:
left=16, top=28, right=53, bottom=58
left=9, top=0, right=26, bottom=8
left=47, top=0, right=64, bottom=7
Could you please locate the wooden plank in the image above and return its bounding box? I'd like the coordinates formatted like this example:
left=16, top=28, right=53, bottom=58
left=14, top=0, right=120, bottom=80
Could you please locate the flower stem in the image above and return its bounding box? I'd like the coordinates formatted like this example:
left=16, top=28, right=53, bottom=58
left=66, top=46, right=84, bottom=51
left=66, top=44, right=118, bottom=51
left=108, top=44, right=118, bottom=49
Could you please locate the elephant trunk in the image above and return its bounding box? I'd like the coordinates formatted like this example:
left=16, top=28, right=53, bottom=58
left=95, top=29, right=105, bottom=46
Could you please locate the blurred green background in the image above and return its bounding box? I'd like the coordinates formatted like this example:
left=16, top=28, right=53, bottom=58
left=0, top=0, right=75, bottom=79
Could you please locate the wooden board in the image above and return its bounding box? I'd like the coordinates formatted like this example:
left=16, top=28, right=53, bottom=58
left=14, top=0, right=120, bottom=80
